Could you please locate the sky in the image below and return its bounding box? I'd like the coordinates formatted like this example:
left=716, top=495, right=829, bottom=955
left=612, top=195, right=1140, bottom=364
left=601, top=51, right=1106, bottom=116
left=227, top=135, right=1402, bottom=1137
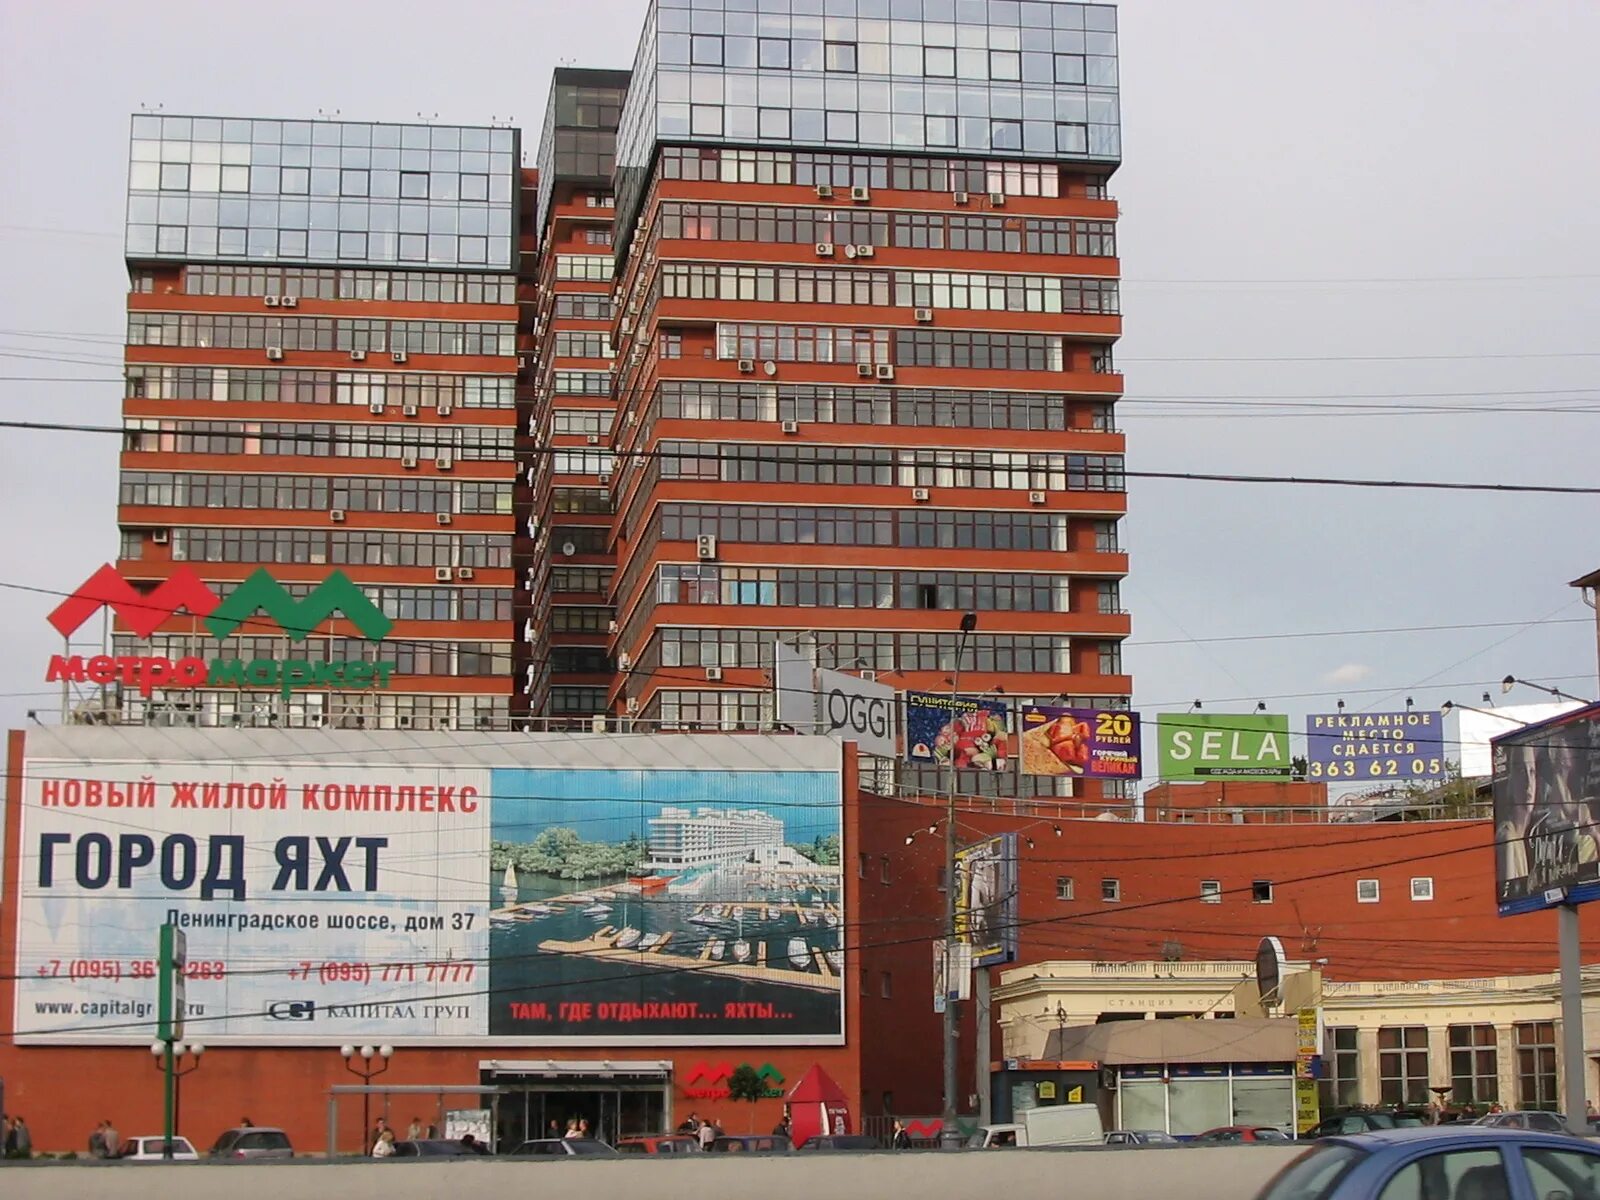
left=0, top=0, right=1596, bottom=754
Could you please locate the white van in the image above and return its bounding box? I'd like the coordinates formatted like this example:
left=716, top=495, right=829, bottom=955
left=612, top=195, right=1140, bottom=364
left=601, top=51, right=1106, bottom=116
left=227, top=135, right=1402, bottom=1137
left=974, top=1104, right=1104, bottom=1148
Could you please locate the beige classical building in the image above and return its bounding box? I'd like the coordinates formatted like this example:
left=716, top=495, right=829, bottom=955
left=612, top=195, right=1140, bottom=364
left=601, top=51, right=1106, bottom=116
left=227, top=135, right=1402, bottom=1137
left=994, top=960, right=1600, bottom=1131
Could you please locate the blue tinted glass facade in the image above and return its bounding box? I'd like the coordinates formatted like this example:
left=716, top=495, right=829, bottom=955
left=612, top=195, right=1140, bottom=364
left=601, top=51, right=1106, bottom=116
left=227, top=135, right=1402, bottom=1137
left=126, top=115, right=519, bottom=270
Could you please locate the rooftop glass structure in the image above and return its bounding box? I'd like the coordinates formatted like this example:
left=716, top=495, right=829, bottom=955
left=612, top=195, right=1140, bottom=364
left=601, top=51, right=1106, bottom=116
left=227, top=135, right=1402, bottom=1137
left=534, top=69, right=632, bottom=233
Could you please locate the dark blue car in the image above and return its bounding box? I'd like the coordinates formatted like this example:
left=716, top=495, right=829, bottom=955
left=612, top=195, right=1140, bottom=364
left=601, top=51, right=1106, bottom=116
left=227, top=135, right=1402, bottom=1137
left=1255, top=1126, right=1600, bottom=1200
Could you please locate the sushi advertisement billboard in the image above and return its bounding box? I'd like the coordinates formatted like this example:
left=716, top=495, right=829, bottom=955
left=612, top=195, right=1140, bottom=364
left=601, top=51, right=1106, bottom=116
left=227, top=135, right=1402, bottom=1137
left=1019, top=705, right=1143, bottom=779
left=903, top=691, right=1013, bottom=772
left=14, top=730, right=844, bottom=1046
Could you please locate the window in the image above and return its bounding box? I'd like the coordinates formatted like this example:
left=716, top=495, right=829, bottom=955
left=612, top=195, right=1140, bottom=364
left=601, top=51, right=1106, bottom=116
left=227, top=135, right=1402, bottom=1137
left=991, top=119, right=1023, bottom=151
left=1376, top=1150, right=1509, bottom=1200
left=1516, top=1021, right=1558, bottom=1109
left=691, top=34, right=723, bottom=65
left=1056, top=876, right=1074, bottom=901
left=759, top=37, right=790, bottom=69
left=1449, top=1025, right=1498, bottom=1107
left=924, top=46, right=955, bottom=76
left=1101, top=878, right=1120, bottom=903
left=881, top=971, right=892, bottom=998
left=826, top=111, right=857, bottom=142
left=825, top=41, right=857, bottom=72
left=1522, top=1147, right=1600, bottom=1200
left=1098, top=642, right=1123, bottom=675
left=880, top=855, right=891, bottom=884
left=989, top=50, right=1021, bottom=81
left=1200, top=880, right=1221, bottom=903
left=1411, top=877, right=1434, bottom=901
left=759, top=108, right=790, bottom=139
left=1056, top=122, right=1088, bottom=154
left=1357, top=879, right=1380, bottom=903
left=1054, top=53, right=1086, bottom=83
left=1320, top=1027, right=1360, bottom=1110
left=1379, top=1026, right=1430, bottom=1106
left=400, top=171, right=429, bottom=199
left=280, top=166, right=310, bottom=194
left=691, top=105, right=723, bottom=137
left=339, top=168, right=369, bottom=197
left=858, top=852, right=868, bottom=878
left=658, top=332, right=682, bottom=360
left=1251, top=880, right=1273, bottom=903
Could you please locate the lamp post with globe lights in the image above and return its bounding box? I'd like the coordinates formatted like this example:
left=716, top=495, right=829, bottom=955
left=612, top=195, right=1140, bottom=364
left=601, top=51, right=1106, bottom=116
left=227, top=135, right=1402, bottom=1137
left=341, top=1044, right=393, bottom=1152
left=148, top=1040, right=204, bottom=1158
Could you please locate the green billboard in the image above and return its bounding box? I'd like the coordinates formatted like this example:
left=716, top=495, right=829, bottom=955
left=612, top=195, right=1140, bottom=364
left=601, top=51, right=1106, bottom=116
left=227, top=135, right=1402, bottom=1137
left=1156, top=713, right=1292, bottom=780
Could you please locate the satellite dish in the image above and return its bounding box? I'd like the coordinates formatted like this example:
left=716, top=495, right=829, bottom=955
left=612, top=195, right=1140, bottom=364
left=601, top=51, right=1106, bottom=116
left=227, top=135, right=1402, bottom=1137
left=762, top=360, right=777, bottom=376
left=1255, top=935, right=1287, bottom=1004
left=561, top=542, right=576, bottom=556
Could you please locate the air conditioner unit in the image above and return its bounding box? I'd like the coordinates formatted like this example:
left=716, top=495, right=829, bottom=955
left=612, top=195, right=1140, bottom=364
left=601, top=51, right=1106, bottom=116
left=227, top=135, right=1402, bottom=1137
left=780, top=420, right=800, bottom=435
left=1029, top=491, right=1047, bottom=505
left=856, top=362, right=875, bottom=377
left=396, top=714, right=415, bottom=729
left=436, top=512, right=453, bottom=526
left=696, top=534, right=718, bottom=561
left=597, top=472, right=612, bottom=485
left=608, top=619, right=620, bottom=634
left=911, top=487, right=930, bottom=501
left=392, top=351, right=408, bottom=364
left=402, top=403, right=419, bottom=417
left=457, top=566, right=475, bottom=580
left=843, top=244, right=858, bottom=259
left=434, top=567, right=453, bottom=582
left=953, top=190, right=970, bottom=205
left=875, top=364, right=895, bottom=380
left=401, top=455, right=419, bottom=470
left=850, top=186, right=870, bottom=202
left=705, top=666, right=724, bottom=681
left=279, top=295, right=298, bottom=308
left=619, top=316, right=632, bottom=335
left=914, top=307, right=934, bottom=323
left=989, top=192, right=1006, bottom=206
left=350, top=350, right=367, bottom=362
left=264, top=295, right=281, bottom=308
left=586, top=433, right=600, bottom=445
left=855, top=244, right=875, bottom=258
left=815, top=184, right=834, bottom=199
left=737, top=358, right=756, bottom=374
left=369, top=402, right=385, bottom=415
left=435, top=456, right=454, bottom=471
left=329, top=509, right=347, bottom=522
left=151, top=528, right=170, bottom=544
left=815, top=242, right=835, bottom=257
left=861, top=669, right=878, bottom=682
left=437, top=403, right=452, bottom=417
left=589, top=714, right=606, bottom=734
left=266, top=347, right=284, bottom=361
left=618, top=653, right=633, bottom=671
left=626, top=696, right=639, bottom=714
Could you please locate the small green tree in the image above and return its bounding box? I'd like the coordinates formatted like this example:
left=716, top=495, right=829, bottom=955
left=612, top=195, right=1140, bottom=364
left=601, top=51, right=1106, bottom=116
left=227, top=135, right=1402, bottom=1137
left=727, top=1064, right=768, bottom=1131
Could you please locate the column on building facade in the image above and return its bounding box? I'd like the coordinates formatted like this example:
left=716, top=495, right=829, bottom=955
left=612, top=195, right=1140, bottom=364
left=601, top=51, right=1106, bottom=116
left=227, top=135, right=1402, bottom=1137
left=1357, top=1027, right=1382, bottom=1106
left=1427, top=1024, right=1452, bottom=1096
left=1495, top=1023, right=1518, bottom=1107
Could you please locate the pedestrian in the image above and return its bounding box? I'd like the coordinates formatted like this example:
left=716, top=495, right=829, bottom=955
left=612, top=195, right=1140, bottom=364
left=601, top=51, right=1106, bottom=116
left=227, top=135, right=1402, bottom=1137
left=563, top=1118, right=580, bottom=1140
left=240, top=1117, right=254, bottom=1128
left=772, top=1113, right=792, bottom=1140
left=369, top=1117, right=390, bottom=1154
left=2, top=1115, right=11, bottom=1156
left=677, top=1111, right=698, bottom=1134
left=371, top=1129, right=396, bottom=1158
left=892, top=1119, right=911, bottom=1149
left=578, top=1118, right=591, bottom=1138
left=461, top=1133, right=487, bottom=1155
left=546, top=1119, right=561, bottom=1139
left=88, top=1121, right=107, bottom=1158
left=697, top=1117, right=716, bottom=1150
left=407, top=1116, right=425, bottom=1141
left=9, top=1116, right=28, bottom=1159
left=102, top=1119, right=121, bottom=1159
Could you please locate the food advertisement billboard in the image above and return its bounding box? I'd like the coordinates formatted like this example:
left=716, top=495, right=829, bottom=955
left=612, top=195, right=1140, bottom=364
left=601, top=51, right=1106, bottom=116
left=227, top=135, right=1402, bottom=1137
left=1019, top=705, right=1142, bottom=779
left=1492, top=702, right=1600, bottom=916
left=1156, top=713, right=1292, bottom=781
left=1304, top=711, right=1446, bottom=782
left=15, top=731, right=844, bottom=1045
left=954, top=833, right=1018, bottom=968
left=903, top=692, right=1012, bottom=772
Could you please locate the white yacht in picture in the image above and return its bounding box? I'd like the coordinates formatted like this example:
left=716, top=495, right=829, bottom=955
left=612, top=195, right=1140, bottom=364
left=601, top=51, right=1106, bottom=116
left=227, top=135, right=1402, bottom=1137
left=788, top=937, right=809, bottom=969
left=707, top=939, right=726, bottom=961
left=582, top=902, right=612, bottom=916
left=614, top=927, right=642, bottom=949
left=499, top=863, right=519, bottom=902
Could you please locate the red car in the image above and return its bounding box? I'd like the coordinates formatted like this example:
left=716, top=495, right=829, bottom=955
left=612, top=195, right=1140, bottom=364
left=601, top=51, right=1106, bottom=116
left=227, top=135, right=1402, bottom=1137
left=1191, top=1126, right=1293, bottom=1144
left=616, top=1135, right=701, bottom=1154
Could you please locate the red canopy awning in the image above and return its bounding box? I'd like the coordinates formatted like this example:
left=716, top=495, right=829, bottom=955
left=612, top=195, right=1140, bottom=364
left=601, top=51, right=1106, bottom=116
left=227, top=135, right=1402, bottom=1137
left=784, top=1063, right=850, bottom=1106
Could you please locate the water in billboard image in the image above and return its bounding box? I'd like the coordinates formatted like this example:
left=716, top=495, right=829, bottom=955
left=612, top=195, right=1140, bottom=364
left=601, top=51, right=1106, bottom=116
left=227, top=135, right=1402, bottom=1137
left=1020, top=705, right=1142, bottom=779
left=488, top=767, right=843, bottom=1041
left=904, top=691, right=1012, bottom=772
left=955, top=834, right=1018, bottom=967
left=1493, top=704, right=1600, bottom=915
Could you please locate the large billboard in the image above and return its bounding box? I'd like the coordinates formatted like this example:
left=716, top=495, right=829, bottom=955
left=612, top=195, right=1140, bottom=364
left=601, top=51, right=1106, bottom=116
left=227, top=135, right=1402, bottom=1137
left=1156, top=713, right=1292, bottom=780
left=954, top=833, right=1018, bottom=968
left=1304, top=711, right=1445, bottom=782
left=14, top=730, right=844, bottom=1045
left=814, top=667, right=896, bottom=758
left=1492, top=702, right=1600, bottom=916
left=904, top=692, right=1012, bottom=772
left=1458, top=701, right=1586, bottom=778
left=1019, top=705, right=1142, bottom=779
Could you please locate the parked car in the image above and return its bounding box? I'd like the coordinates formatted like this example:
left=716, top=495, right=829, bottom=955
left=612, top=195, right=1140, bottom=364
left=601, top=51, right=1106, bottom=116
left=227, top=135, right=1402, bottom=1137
left=1306, top=1114, right=1426, bottom=1138
left=208, top=1127, right=294, bottom=1160
left=389, top=1138, right=491, bottom=1157
left=1475, top=1111, right=1573, bottom=1135
left=118, top=1136, right=199, bottom=1161
left=616, top=1135, right=701, bottom=1154
left=707, top=1134, right=791, bottom=1153
left=1104, top=1130, right=1180, bottom=1146
left=1254, top=1126, right=1600, bottom=1200
left=798, top=1134, right=881, bottom=1151
left=507, top=1138, right=618, bottom=1157
left=1193, top=1125, right=1294, bottom=1144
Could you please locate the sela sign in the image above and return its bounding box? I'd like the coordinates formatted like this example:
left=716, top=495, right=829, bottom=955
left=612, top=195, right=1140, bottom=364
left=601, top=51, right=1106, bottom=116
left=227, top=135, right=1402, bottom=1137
left=1156, top=713, right=1292, bottom=781
left=44, top=564, right=396, bottom=696
left=815, top=667, right=895, bottom=757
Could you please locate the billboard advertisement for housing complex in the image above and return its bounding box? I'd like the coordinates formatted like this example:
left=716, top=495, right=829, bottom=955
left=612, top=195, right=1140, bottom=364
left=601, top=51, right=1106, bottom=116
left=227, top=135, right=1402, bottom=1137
left=13, top=734, right=845, bottom=1045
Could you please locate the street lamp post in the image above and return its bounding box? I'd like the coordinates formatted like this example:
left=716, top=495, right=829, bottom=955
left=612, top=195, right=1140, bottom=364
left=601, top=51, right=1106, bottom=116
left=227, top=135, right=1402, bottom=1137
left=148, top=1040, right=204, bottom=1157
left=341, top=1045, right=393, bottom=1154
left=941, top=612, right=978, bottom=1149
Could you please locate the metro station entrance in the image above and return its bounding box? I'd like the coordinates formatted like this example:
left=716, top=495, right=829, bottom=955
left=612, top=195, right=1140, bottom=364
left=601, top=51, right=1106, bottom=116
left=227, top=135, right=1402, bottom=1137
left=481, top=1062, right=671, bottom=1148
